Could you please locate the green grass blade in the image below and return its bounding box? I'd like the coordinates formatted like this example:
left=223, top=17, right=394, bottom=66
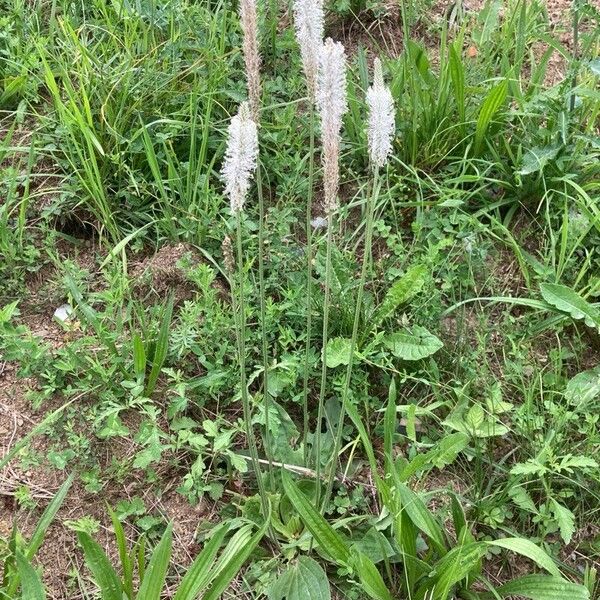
left=383, top=378, right=396, bottom=472
left=107, top=506, right=133, bottom=598
left=27, top=474, right=74, bottom=560
left=352, top=550, right=393, bottom=600
left=144, top=295, right=173, bottom=397
left=428, top=542, right=487, bottom=600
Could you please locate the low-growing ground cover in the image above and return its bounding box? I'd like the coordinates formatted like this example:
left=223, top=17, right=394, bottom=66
left=1, top=0, right=599, bottom=598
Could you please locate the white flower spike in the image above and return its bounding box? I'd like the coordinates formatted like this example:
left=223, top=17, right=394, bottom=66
left=222, top=102, right=259, bottom=214
left=293, top=0, right=324, bottom=101
left=240, top=0, right=261, bottom=120
left=317, top=38, right=348, bottom=214
left=366, top=57, right=395, bottom=169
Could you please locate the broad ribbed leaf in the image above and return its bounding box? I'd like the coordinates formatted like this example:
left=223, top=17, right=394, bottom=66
left=108, top=506, right=134, bottom=599
left=487, top=538, right=560, bottom=577
left=15, top=550, right=46, bottom=600
left=396, top=484, right=446, bottom=554
left=384, top=326, right=443, bottom=361
left=352, top=551, right=393, bottom=600
left=282, top=471, right=351, bottom=566
left=136, top=523, right=172, bottom=600
left=203, top=518, right=268, bottom=600
left=540, top=283, right=600, bottom=331
left=428, top=542, right=487, bottom=600
left=383, top=379, right=397, bottom=467
left=77, top=532, right=123, bottom=600
left=518, top=144, right=560, bottom=175
left=448, top=43, right=465, bottom=125
left=268, top=556, right=331, bottom=600
left=494, top=575, right=589, bottom=600
left=474, top=80, right=507, bottom=154
left=173, top=523, right=229, bottom=600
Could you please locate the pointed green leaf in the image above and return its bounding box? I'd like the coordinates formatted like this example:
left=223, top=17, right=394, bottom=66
left=203, top=518, right=268, bottom=600
left=15, top=550, right=46, bottom=600
left=427, top=542, right=487, bottom=599
left=282, top=471, right=351, bottom=566
left=396, top=484, right=446, bottom=554
left=27, top=474, right=74, bottom=560
left=77, top=532, right=123, bottom=600
left=493, top=575, right=589, bottom=600
left=474, top=80, right=507, bottom=155
left=540, top=283, right=600, bottom=331
left=352, top=551, right=393, bottom=600
left=549, top=499, right=576, bottom=545
left=372, top=265, right=427, bottom=326
left=173, top=523, right=229, bottom=600
left=487, top=538, right=561, bottom=577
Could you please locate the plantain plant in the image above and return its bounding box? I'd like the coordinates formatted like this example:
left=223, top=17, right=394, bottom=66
left=77, top=507, right=269, bottom=600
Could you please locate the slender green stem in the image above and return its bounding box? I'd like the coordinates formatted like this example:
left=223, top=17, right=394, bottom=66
left=256, top=161, right=274, bottom=489
left=234, top=214, right=269, bottom=519
left=302, top=103, right=316, bottom=465
left=321, top=167, right=381, bottom=514
left=314, top=214, right=334, bottom=506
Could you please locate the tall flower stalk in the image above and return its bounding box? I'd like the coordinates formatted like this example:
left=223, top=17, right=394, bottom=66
left=321, top=57, right=395, bottom=512
left=314, top=38, right=348, bottom=503
left=293, top=0, right=324, bottom=464
left=221, top=102, right=269, bottom=518
left=240, top=0, right=274, bottom=486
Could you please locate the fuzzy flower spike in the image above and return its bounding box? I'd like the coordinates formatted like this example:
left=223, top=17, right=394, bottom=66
left=222, top=102, right=259, bottom=214
left=366, top=57, right=395, bottom=169
left=240, top=0, right=261, bottom=120
left=317, top=38, right=348, bottom=214
left=293, top=0, right=324, bottom=101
